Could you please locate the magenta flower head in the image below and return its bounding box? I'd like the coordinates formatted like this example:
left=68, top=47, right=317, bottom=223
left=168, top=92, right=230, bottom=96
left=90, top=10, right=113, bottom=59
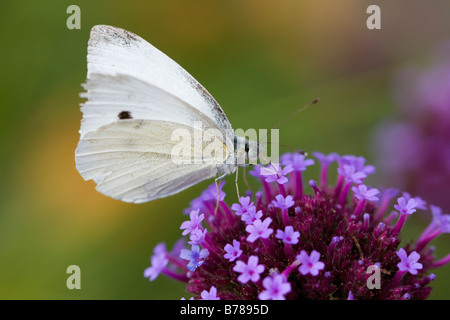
left=373, top=41, right=450, bottom=211
left=245, top=217, right=274, bottom=243
left=233, top=255, right=265, bottom=283
left=258, top=274, right=292, bottom=300
left=396, top=248, right=423, bottom=275
left=260, top=163, right=293, bottom=184
left=272, top=194, right=295, bottom=210
left=352, top=185, right=380, bottom=202
left=281, top=153, right=315, bottom=171
left=241, top=209, right=263, bottom=225
left=180, top=244, right=209, bottom=272
left=429, top=205, right=450, bottom=233
left=145, top=151, right=450, bottom=299
left=394, top=197, right=418, bottom=215
left=231, top=196, right=255, bottom=216
left=180, top=209, right=204, bottom=236
left=276, top=226, right=300, bottom=245
left=337, top=164, right=367, bottom=184
left=224, top=239, right=242, bottom=262
left=144, top=251, right=168, bottom=281
left=296, top=250, right=325, bottom=276
left=200, top=286, right=220, bottom=300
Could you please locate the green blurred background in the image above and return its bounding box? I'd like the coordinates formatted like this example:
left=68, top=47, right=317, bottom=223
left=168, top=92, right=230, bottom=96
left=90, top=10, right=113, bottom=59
left=0, top=0, right=449, bottom=299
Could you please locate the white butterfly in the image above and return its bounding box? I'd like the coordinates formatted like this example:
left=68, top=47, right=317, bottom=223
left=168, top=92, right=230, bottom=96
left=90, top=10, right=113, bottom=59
left=75, top=25, right=260, bottom=204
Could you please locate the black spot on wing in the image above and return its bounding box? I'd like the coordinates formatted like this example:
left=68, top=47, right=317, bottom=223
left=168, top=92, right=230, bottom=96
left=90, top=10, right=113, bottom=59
left=118, top=110, right=132, bottom=120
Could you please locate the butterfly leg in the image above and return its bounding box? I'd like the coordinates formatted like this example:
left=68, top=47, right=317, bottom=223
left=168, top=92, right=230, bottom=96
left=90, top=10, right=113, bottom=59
left=242, top=166, right=252, bottom=193
left=214, top=173, right=227, bottom=215
left=235, top=166, right=240, bottom=200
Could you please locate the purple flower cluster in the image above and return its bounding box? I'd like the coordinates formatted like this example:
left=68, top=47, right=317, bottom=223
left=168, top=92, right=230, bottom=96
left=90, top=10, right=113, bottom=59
left=374, top=41, right=450, bottom=211
left=144, top=152, right=449, bottom=299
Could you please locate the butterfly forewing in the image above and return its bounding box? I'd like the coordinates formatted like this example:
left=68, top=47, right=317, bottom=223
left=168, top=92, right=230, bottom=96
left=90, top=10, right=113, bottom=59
left=83, top=25, right=233, bottom=137
left=76, top=119, right=233, bottom=203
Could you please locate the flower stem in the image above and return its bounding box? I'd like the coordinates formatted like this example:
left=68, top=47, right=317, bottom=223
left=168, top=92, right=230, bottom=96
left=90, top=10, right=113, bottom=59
left=353, top=199, right=365, bottom=216
left=277, top=183, right=287, bottom=197
left=320, top=165, right=329, bottom=190
left=382, top=270, right=406, bottom=298
left=390, top=270, right=406, bottom=289
left=431, top=253, right=450, bottom=268
left=294, top=171, right=303, bottom=200
left=220, top=201, right=235, bottom=225
left=417, top=223, right=437, bottom=245
left=338, top=183, right=351, bottom=207
left=282, top=260, right=300, bottom=278
left=392, top=214, right=408, bottom=235
left=162, top=268, right=189, bottom=282
left=383, top=211, right=398, bottom=225
left=415, top=228, right=441, bottom=252
left=281, top=209, right=291, bottom=226
left=284, top=243, right=295, bottom=261
left=261, top=179, right=272, bottom=202
left=334, top=174, right=344, bottom=198
left=261, top=238, right=276, bottom=257
left=374, top=196, right=390, bottom=222
left=166, top=254, right=187, bottom=270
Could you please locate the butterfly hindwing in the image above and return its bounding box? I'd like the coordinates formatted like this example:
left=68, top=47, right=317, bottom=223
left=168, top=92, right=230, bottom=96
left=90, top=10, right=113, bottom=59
left=75, top=119, right=234, bottom=203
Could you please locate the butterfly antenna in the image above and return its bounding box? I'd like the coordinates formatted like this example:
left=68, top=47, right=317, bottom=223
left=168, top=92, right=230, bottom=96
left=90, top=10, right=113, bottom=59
left=270, top=141, right=303, bottom=152
left=260, top=98, right=319, bottom=143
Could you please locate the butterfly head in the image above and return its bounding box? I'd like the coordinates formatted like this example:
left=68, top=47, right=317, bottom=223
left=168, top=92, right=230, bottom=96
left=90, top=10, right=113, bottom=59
left=233, top=136, right=262, bottom=167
